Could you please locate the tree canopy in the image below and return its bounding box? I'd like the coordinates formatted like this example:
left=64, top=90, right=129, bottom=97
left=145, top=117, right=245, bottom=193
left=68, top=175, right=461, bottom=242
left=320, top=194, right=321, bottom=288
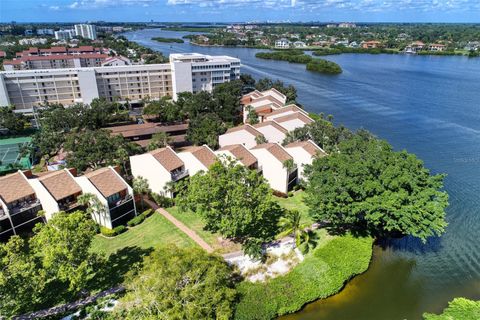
left=116, top=246, right=237, bottom=320
left=305, top=132, right=449, bottom=242
left=423, top=298, right=480, bottom=320
left=177, top=159, right=283, bottom=258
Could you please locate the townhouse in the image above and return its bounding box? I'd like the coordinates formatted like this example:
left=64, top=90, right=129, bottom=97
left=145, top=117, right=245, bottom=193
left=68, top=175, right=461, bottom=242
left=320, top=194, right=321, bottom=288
left=264, top=104, right=308, bottom=121
left=0, top=171, right=44, bottom=241
left=249, top=143, right=298, bottom=194
left=284, top=140, right=327, bottom=181
left=177, top=145, right=217, bottom=176
left=219, top=124, right=264, bottom=149
left=272, top=112, right=314, bottom=131
left=241, top=88, right=287, bottom=122
left=215, top=144, right=260, bottom=171
left=130, top=146, right=189, bottom=198
left=252, top=121, right=288, bottom=144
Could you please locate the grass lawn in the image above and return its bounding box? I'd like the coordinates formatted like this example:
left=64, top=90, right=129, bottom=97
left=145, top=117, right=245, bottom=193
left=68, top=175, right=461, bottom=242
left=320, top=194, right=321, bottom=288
left=234, top=234, right=374, bottom=320
left=166, top=207, right=241, bottom=254
left=274, top=190, right=314, bottom=226
left=91, top=213, right=197, bottom=256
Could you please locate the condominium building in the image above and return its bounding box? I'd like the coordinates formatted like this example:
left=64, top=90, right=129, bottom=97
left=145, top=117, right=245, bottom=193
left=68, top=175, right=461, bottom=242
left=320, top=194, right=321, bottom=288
left=74, top=24, right=97, bottom=40
left=0, top=53, right=240, bottom=112
left=55, top=29, right=75, bottom=41
left=284, top=140, right=326, bottom=181
left=177, top=145, right=217, bottom=176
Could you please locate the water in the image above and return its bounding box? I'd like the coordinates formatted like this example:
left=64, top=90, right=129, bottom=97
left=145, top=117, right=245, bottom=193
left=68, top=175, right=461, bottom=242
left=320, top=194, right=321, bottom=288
left=124, top=29, right=480, bottom=319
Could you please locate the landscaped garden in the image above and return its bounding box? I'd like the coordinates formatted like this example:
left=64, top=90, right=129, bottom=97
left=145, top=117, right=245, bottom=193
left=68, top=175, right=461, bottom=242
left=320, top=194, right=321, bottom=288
left=274, top=190, right=313, bottom=226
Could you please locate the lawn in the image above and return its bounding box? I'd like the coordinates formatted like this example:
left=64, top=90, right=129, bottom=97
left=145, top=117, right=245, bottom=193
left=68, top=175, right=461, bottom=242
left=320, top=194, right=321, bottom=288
left=166, top=207, right=241, bottom=254
left=234, top=234, right=374, bottom=320
left=274, top=190, right=314, bottom=226
left=91, top=213, right=197, bottom=256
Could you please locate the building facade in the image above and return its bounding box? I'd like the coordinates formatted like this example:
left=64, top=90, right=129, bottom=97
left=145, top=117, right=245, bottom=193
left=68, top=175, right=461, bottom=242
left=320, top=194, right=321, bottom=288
left=0, top=53, right=240, bottom=112
left=74, top=24, right=97, bottom=40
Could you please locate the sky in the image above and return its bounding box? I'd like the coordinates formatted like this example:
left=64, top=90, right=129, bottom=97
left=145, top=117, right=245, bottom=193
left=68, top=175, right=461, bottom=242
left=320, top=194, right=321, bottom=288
left=1, top=0, right=479, bottom=23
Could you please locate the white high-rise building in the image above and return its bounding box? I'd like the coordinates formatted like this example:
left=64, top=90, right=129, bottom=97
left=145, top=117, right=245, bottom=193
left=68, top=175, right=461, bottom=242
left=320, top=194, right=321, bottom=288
left=0, top=53, right=240, bottom=112
left=54, top=29, right=75, bottom=41
left=74, top=24, right=97, bottom=40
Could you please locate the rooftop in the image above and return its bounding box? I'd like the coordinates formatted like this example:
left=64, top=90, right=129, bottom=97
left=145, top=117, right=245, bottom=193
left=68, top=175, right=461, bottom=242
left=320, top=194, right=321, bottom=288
left=225, top=124, right=262, bottom=137
left=285, top=140, right=327, bottom=157
left=149, top=147, right=184, bottom=172
left=253, top=120, right=288, bottom=134
left=85, top=167, right=127, bottom=198
left=218, top=144, right=258, bottom=167
left=251, top=143, right=293, bottom=163
left=0, top=172, right=35, bottom=204
left=182, top=146, right=217, bottom=168
left=38, top=169, right=82, bottom=201
left=274, top=112, right=314, bottom=125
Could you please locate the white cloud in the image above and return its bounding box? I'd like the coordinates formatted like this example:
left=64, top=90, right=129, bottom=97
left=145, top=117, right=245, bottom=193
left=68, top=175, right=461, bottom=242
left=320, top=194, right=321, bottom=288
left=49, top=5, right=60, bottom=10
left=66, top=0, right=156, bottom=10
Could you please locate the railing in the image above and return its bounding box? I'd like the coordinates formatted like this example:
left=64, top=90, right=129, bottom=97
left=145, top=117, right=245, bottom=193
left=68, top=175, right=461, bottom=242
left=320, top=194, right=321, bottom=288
left=0, top=209, right=7, bottom=220
left=108, top=194, right=132, bottom=210
left=9, top=199, right=41, bottom=215
left=171, top=169, right=189, bottom=182
left=59, top=201, right=80, bottom=212
left=109, top=199, right=135, bottom=222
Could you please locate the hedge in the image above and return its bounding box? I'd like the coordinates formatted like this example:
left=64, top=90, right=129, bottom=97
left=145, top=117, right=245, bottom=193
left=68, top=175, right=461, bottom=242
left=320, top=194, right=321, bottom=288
left=100, top=226, right=116, bottom=237
left=234, top=234, right=374, bottom=320
left=127, top=214, right=145, bottom=227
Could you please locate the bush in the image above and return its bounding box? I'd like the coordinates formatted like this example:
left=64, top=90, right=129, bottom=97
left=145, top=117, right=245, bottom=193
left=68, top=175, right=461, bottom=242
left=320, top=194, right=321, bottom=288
left=113, top=225, right=127, bottom=235
left=100, top=226, right=116, bottom=237
left=141, top=208, right=153, bottom=218
left=127, top=214, right=146, bottom=227
left=287, top=191, right=294, bottom=197
left=150, top=192, right=174, bottom=208
left=234, top=234, right=374, bottom=320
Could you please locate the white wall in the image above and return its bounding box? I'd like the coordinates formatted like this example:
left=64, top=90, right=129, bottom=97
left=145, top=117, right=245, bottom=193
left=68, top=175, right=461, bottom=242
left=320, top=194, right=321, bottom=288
left=249, top=149, right=288, bottom=193
left=177, top=152, right=207, bottom=176
left=219, top=130, right=257, bottom=149
left=171, top=61, right=193, bottom=100
left=0, top=75, right=10, bottom=106
left=130, top=154, right=173, bottom=197
left=255, top=125, right=286, bottom=144
left=77, top=69, right=99, bottom=104
left=28, top=179, right=59, bottom=220
left=284, top=147, right=313, bottom=181
left=75, top=176, right=112, bottom=229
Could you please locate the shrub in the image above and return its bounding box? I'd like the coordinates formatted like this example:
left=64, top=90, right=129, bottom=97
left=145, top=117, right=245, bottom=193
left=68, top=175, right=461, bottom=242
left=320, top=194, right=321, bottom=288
left=150, top=192, right=174, bottom=208
left=113, top=225, right=127, bottom=235
left=100, top=226, right=116, bottom=237
left=127, top=214, right=146, bottom=227
left=234, top=234, right=374, bottom=320
left=141, top=209, right=153, bottom=218
left=287, top=191, right=294, bottom=197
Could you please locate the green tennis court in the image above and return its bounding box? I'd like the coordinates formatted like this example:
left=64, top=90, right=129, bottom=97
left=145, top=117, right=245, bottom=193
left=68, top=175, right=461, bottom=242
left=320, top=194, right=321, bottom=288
left=0, top=137, right=32, bottom=173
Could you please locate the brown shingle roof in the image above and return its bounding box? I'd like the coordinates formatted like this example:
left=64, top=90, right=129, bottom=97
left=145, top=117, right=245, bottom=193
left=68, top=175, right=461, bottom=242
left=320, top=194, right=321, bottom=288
left=106, top=123, right=188, bottom=138
left=218, top=144, right=258, bottom=167
left=225, top=124, right=262, bottom=137
left=253, top=121, right=288, bottom=133
left=183, top=146, right=217, bottom=168
left=149, top=147, right=184, bottom=172
left=251, top=143, right=293, bottom=163
left=0, top=172, right=36, bottom=204
left=274, top=112, right=314, bottom=125
left=39, top=170, right=82, bottom=201
left=266, top=104, right=307, bottom=117
left=85, top=167, right=127, bottom=198
left=285, top=140, right=327, bottom=157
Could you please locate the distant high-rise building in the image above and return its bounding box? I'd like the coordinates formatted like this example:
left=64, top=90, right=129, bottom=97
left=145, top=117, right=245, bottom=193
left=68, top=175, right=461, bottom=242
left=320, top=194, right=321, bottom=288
left=54, top=29, right=75, bottom=40
left=36, top=28, right=54, bottom=36
left=74, top=24, right=97, bottom=40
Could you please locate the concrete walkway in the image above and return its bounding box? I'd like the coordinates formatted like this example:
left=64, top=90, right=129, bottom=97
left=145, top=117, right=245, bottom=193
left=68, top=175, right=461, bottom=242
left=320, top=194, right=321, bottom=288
left=144, top=198, right=214, bottom=253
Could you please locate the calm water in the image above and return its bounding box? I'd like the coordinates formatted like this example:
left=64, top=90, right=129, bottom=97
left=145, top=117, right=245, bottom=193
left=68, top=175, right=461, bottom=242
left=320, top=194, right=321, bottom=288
left=125, top=29, right=480, bottom=319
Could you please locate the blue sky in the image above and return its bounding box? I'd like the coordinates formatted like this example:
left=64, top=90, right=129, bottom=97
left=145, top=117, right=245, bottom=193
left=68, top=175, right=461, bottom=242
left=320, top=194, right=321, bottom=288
left=1, top=0, right=479, bottom=23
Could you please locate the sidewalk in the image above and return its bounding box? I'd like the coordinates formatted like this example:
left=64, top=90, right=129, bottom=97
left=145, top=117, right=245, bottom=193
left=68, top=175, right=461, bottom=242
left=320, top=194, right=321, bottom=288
left=144, top=198, right=214, bottom=253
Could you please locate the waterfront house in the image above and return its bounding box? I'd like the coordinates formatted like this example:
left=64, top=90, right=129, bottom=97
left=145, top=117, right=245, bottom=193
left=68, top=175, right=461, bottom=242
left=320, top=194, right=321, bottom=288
left=76, top=166, right=137, bottom=228
left=284, top=140, right=327, bottom=181
left=272, top=112, right=314, bottom=131
left=177, top=145, right=217, bottom=176
left=293, top=41, right=307, bottom=48
left=241, top=88, right=287, bottom=123
left=130, top=146, right=189, bottom=198
left=264, top=104, right=308, bottom=122
left=275, top=38, right=291, bottom=48
left=249, top=143, right=298, bottom=194
left=429, top=43, right=446, bottom=52
left=215, top=144, right=260, bottom=171
left=28, top=169, right=83, bottom=220
left=361, top=41, right=382, bottom=49
left=219, top=124, right=264, bottom=149
left=253, top=121, right=288, bottom=144
left=0, top=171, right=44, bottom=241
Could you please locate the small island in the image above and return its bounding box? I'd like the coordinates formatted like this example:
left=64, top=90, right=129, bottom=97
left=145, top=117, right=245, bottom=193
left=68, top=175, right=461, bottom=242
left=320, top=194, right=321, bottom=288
left=255, top=51, right=342, bottom=75
left=151, top=37, right=185, bottom=43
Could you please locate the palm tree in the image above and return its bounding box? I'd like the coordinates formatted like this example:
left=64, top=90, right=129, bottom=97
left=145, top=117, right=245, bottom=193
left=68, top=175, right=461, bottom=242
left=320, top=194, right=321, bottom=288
left=78, top=193, right=108, bottom=225
left=298, top=230, right=320, bottom=254
left=133, top=176, right=150, bottom=210
left=255, top=134, right=268, bottom=145
left=278, top=210, right=303, bottom=247
left=147, top=132, right=171, bottom=151
left=282, top=159, right=295, bottom=172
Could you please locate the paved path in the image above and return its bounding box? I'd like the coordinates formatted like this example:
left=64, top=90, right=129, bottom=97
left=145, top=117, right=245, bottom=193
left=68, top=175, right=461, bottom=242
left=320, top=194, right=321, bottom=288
left=144, top=198, right=214, bottom=253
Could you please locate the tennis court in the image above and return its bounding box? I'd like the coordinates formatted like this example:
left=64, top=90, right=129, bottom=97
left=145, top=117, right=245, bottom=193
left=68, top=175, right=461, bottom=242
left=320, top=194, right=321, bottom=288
left=0, top=137, right=32, bottom=173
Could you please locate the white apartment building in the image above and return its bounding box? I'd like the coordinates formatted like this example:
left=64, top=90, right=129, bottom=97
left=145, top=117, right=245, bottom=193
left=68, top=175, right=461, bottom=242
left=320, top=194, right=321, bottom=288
left=284, top=140, right=326, bottom=181
left=130, top=146, right=189, bottom=198
left=275, top=38, right=291, bottom=48
left=55, top=30, right=75, bottom=40
left=0, top=53, right=240, bottom=112
left=177, top=145, right=217, bottom=176
left=75, top=24, right=97, bottom=40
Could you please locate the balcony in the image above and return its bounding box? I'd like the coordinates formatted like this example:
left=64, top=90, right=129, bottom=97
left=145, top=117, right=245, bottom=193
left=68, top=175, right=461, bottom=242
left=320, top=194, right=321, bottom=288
left=109, top=197, right=135, bottom=222
left=171, top=169, right=189, bottom=182
left=108, top=194, right=133, bottom=210
left=9, top=199, right=41, bottom=215
left=59, top=200, right=81, bottom=212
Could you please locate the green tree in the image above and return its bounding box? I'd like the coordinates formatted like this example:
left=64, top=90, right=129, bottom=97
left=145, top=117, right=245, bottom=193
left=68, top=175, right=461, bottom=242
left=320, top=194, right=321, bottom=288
left=116, top=246, right=237, bottom=320
left=177, top=160, right=283, bottom=258
left=278, top=210, right=304, bottom=247
left=212, top=81, right=242, bottom=124
left=305, top=133, right=449, bottom=242
left=186, top=113, right=226, bottom=148
left=133, top=176, right=150, bottom=210
left=423, top=298, right=480, bottom=320
left=255, top=134, right=268, bottom=145
left=147, top=131, right=171, bottom=151
left=31, top=211, right=100, bottom=293
left=245, top=106, right=259, bottom=125
left=0, top=106, right=28, bottom=133
left=78, top=193, right=108, bottom=224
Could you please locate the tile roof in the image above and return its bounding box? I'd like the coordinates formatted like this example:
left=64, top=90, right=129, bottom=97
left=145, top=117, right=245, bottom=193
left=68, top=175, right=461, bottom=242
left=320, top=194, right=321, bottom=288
left=218, top=144, right=258, bottom=167
left=0, top=172, right=36, bottom=204
left=106, top=122, right=188, bottom=138
left=39, top=170, right=82, bottom=201
left=183, top=146, right=217, bottom=168
left=225, top=124, right=262, bottom=137
left=285, top=140, right=327, bottom=157
left=253, top=120, right=288, bottom=133
left=251, top=143, right=293, bottom=163
left=85, top=167, right=127, bottom=198
left=266, top=104, right=307, bottom=117
left=149, top=147, right=184, bottom=172
left=274, top=112, right=314, bottom=125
